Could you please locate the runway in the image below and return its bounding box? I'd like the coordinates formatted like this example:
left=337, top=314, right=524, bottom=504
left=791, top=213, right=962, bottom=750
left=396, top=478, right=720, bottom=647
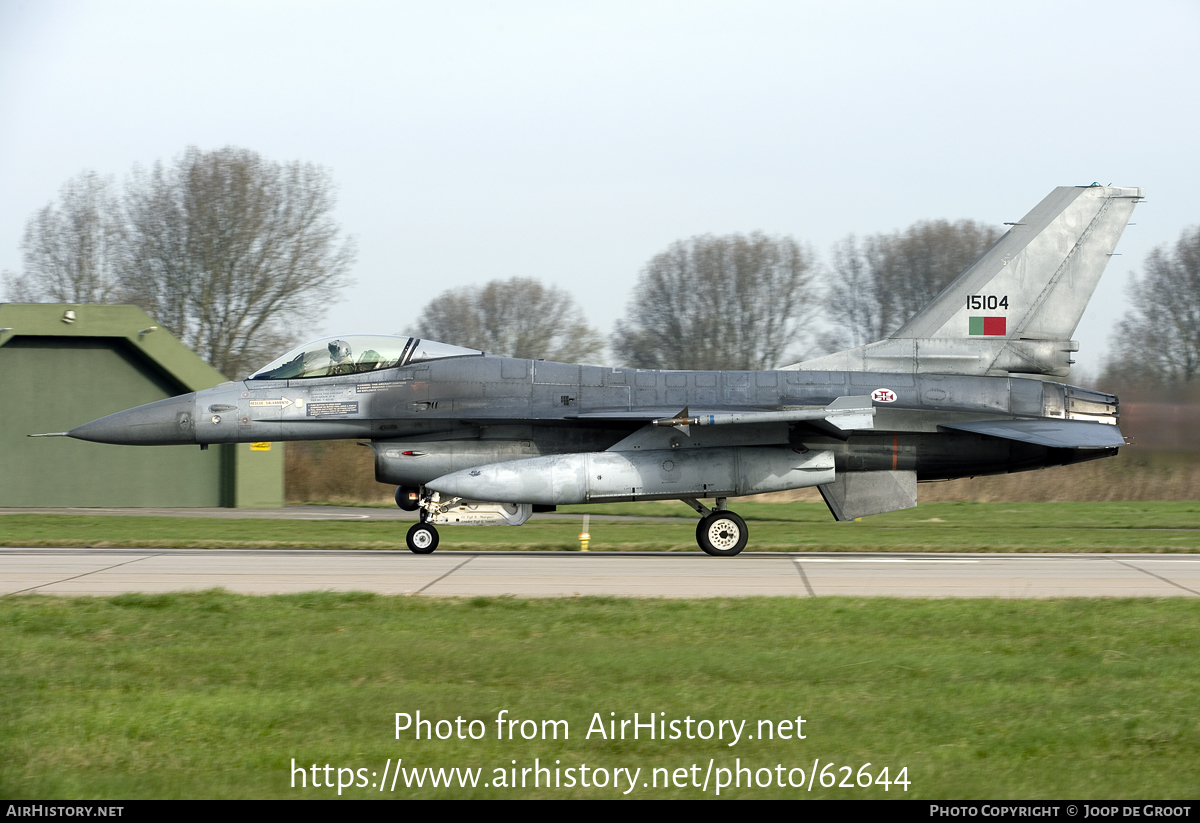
left=0, top=505, right=684, bottom=522
left=3, top=549, right=1199, bottom=598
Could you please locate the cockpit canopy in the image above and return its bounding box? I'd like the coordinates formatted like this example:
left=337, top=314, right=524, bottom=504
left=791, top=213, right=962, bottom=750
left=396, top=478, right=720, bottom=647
left=247, top=335, right=482, bottom=380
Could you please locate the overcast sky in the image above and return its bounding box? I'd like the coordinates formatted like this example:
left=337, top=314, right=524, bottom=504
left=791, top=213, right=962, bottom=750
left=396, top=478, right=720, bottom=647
left=2, top=0, right=1197, bottom=375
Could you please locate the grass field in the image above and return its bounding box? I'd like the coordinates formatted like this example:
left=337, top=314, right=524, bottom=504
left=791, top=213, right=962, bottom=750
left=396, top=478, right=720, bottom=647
left=2, top=592, right=1198, bottom=799
left=2, top=501, right=1199, bottom=552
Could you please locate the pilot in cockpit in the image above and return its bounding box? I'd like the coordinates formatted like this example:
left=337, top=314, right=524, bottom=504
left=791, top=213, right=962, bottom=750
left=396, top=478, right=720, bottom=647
left=327, top=339, right=354, bottom=374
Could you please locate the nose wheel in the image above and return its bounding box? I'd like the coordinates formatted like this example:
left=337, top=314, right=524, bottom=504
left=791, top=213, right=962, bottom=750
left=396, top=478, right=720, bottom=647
left=406, top=522, right=439, bottom=554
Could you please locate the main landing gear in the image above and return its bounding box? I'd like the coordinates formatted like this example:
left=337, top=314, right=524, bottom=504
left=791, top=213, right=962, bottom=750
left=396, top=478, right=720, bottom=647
left=683, top=498, right=747, bottom=557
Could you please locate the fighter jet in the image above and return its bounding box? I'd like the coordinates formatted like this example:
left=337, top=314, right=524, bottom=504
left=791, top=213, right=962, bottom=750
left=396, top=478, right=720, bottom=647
left=51, top=185, right=1141, bottom=555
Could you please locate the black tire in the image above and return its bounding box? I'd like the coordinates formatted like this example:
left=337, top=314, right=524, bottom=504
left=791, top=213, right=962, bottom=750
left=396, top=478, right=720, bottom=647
left=406, top=522, right=439, bottom=554
left=696, top=511, right=748, bottom=557
left=395, top=486, right=421, bottom=511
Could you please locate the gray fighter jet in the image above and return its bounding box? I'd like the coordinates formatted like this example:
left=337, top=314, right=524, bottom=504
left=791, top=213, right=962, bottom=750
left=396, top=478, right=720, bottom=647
left=52, top=185, right=1141, bottom=555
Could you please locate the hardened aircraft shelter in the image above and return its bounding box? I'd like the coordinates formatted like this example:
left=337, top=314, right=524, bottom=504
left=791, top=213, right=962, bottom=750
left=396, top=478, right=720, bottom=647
left=0, top=303, right=283, bottom=508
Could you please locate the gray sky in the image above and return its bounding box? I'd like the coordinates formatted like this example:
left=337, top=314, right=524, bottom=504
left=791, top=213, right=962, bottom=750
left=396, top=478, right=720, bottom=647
left=2, top=0, right=1197, bottom=375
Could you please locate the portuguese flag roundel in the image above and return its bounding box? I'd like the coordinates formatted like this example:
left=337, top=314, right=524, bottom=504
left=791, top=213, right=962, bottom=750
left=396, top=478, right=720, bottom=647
left=969, top=316, right=1006, bottom=336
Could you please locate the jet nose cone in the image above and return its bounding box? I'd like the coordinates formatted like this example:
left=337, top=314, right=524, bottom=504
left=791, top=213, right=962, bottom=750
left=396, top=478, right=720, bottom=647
left=68, top=394, right=198, bottom=445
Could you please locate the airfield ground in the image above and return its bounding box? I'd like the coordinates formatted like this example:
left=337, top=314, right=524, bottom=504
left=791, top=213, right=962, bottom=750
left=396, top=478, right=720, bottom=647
left=2, top=593, right=1198, bottom=799
left=3, top=502, right=1198, bottom=800
left=1, top=501, right=1199, bottom=552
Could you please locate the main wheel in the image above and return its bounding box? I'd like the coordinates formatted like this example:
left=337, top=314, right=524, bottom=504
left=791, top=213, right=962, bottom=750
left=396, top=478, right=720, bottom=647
left=406, top=522, right=439, bottom=554
left=696, top=511, right=748, bottom=557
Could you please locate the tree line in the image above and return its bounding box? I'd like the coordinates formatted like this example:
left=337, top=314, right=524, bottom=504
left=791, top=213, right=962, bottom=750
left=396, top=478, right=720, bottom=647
left=6, top=147, right=1197, bottom=391
left=1100, top=225, right=1200, bottom=398
left=4, top=148, right=355, bottom=379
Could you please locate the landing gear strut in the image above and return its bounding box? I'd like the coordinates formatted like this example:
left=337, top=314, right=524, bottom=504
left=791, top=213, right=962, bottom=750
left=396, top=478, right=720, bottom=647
left=405, top=490, right=470, bottom=554
left=683, top=498, right=748, bottom=556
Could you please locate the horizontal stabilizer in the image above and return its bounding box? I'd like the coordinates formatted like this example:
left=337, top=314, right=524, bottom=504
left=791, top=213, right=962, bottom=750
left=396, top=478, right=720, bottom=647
left=941, top=419, right=1125, bottom=449
left=818, top=470, right=918, bottom=521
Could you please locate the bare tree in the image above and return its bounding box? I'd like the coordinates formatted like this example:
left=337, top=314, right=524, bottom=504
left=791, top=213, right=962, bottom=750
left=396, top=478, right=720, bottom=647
left=1104, top=225, right=1200, bottom=390
left=826, top=219, right=1001, bottom=346
left=410, top=277, right=604, bottom=362
left=611, top=232, right=817, bottom=370
left=823, top=235, right=878, bottom=347
left=4, top=171, right=121, bottom=303
left=5, top=147, right=355, bottom=379
left=119, top=147, right=356, bottom=378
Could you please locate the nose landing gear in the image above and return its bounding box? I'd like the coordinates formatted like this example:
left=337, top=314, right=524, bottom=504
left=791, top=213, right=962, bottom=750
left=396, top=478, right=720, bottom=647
left=398, top=485, right=441, bottom=553
left=683, top=497, right=747, bottom=556
left=404, top=489, right=466, bottom=554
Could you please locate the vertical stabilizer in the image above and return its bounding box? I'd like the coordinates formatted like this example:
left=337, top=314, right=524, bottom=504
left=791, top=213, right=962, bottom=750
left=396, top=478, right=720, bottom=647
left=893, top=185, right=1143, bottom=341
left=791, top=185, right=1144, bottom=377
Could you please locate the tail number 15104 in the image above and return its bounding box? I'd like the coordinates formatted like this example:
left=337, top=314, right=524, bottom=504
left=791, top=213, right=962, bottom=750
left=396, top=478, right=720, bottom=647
left=967, top=294, right=1008, bottom=310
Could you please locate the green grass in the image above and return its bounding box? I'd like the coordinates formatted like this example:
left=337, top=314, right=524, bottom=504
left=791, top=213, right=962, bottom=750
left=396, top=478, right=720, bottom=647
left=2, top=502, right=1200, bottom=552
left=2, top=593, right=1198, bottom=798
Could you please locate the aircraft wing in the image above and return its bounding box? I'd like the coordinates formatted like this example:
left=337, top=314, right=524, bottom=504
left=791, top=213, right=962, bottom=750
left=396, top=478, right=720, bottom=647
left=940, top=419, right=1126, bottom=449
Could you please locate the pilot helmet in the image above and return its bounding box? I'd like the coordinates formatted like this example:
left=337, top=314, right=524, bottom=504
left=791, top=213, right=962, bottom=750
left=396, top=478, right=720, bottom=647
left=328, top=339, right=352, bottom=361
